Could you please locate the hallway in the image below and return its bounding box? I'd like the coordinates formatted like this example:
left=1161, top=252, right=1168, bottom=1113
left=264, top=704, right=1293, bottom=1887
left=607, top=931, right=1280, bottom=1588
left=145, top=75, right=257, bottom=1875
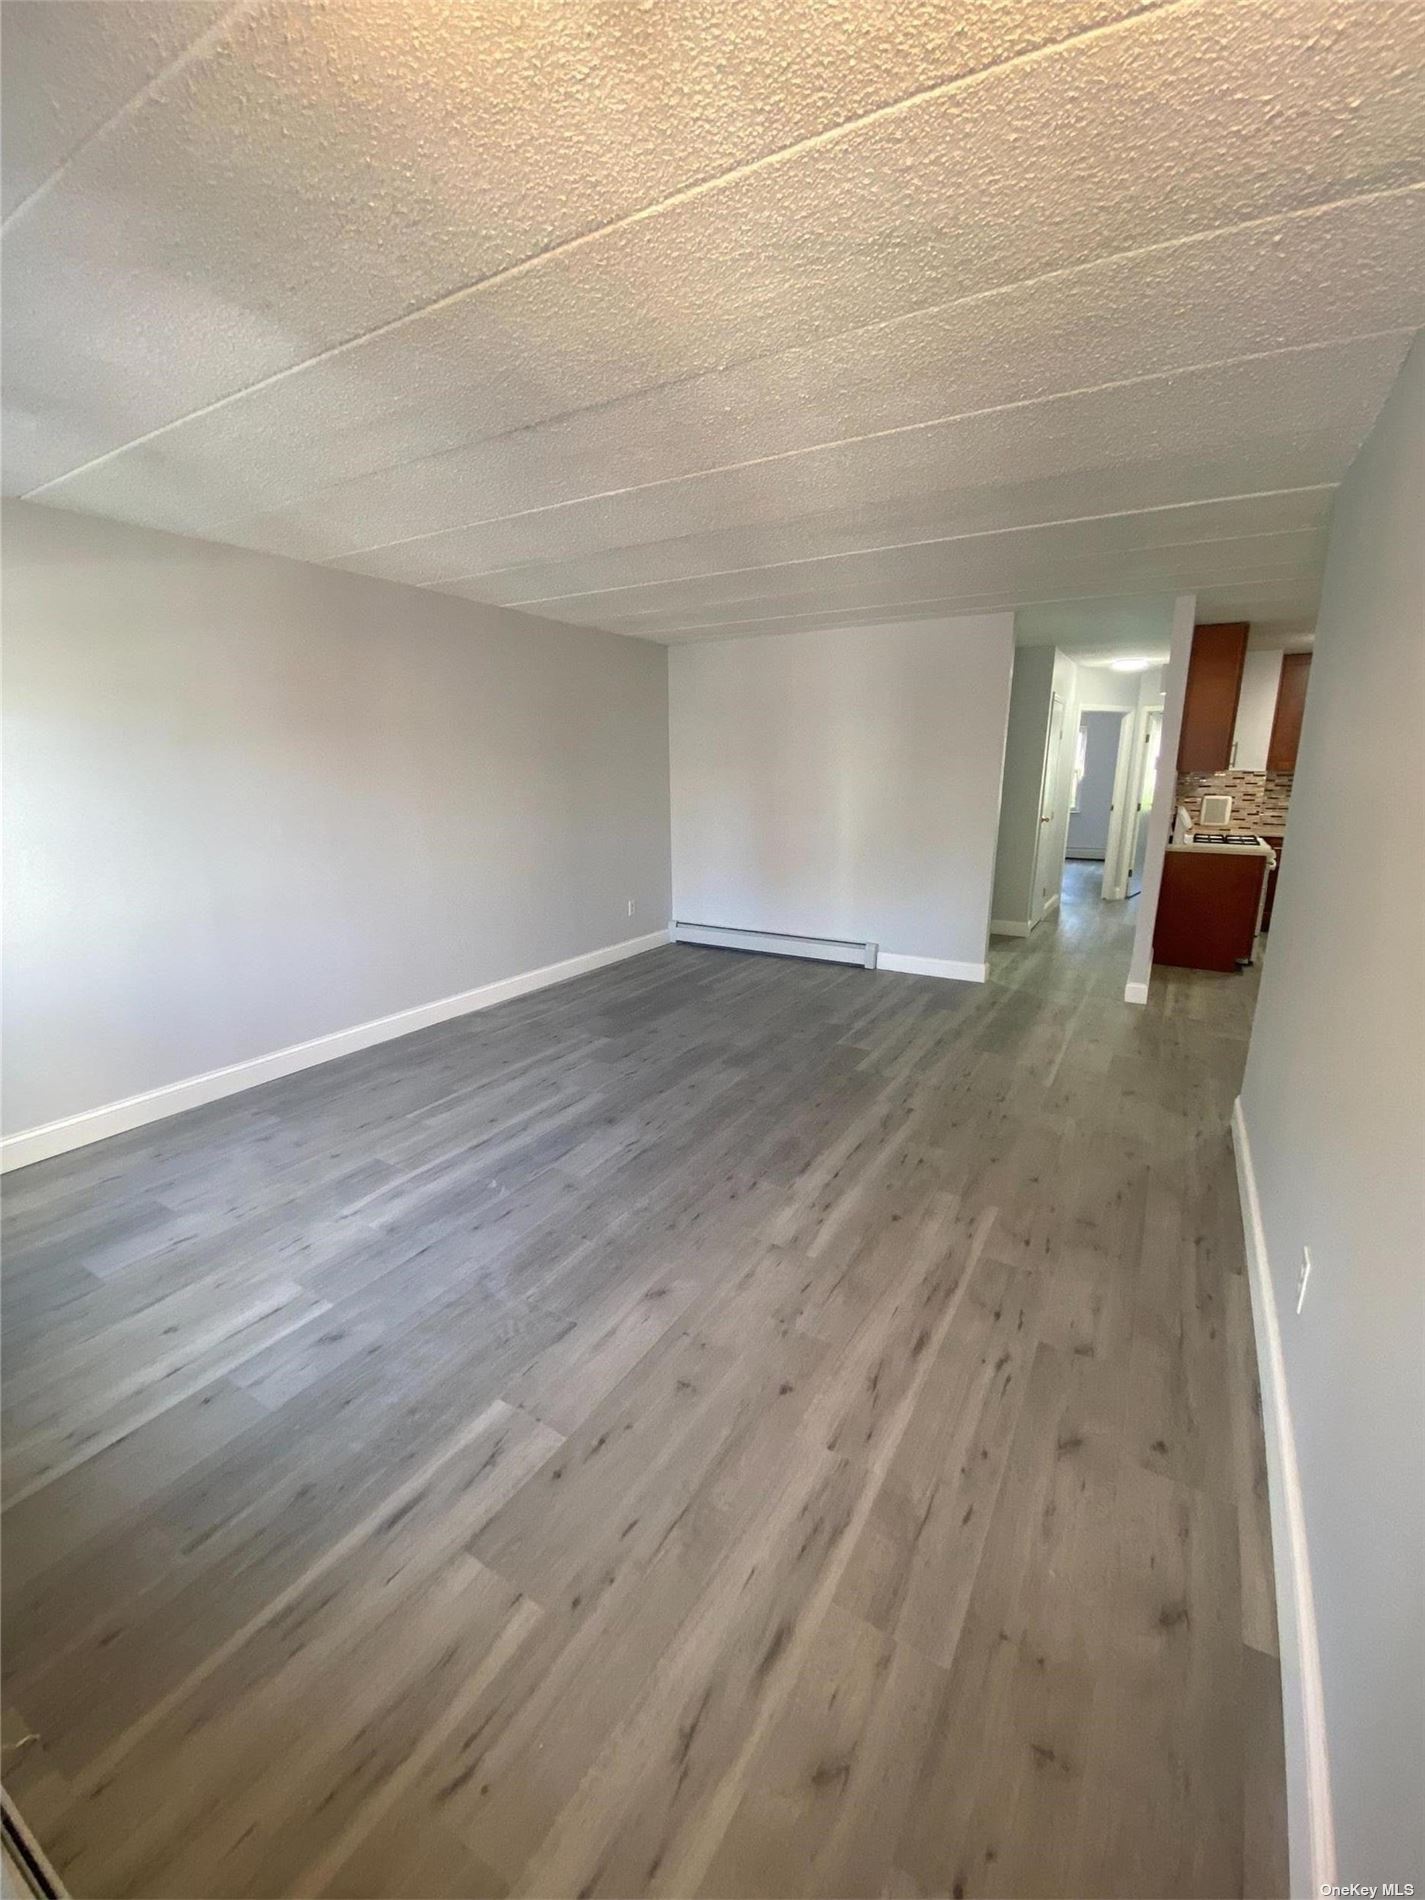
left=989, top=859, right=1140, bottom=1001
left=992, top=857, right=1263, bottom=1032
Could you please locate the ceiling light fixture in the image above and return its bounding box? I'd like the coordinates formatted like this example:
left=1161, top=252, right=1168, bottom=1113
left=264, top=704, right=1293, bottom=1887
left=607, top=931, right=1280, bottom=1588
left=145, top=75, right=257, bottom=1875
left=1108, top=657, right=1155, bottom=672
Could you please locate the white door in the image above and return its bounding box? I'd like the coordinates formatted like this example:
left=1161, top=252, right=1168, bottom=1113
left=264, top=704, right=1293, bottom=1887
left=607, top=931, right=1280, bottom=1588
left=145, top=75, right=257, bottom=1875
left=1126, top=709, right=1163, bottom=899
left=1032, top=692, right=1067, bottom=922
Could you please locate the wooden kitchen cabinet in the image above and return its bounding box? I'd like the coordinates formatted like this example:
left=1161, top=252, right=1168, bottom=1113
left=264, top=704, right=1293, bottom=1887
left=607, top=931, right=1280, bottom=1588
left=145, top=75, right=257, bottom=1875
left=1267, top=652, right=1312, bottom=770
left=1260, top=834, right=1285, bottom=929
left=1154, top=849, right=1268, bottom=971
left=1177, top=623, right=1249, bottom=773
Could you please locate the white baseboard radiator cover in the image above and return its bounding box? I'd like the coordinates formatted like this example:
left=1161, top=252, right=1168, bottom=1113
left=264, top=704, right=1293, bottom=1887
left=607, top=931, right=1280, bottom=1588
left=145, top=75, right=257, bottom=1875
left=672, top=921, right=878, bottom=969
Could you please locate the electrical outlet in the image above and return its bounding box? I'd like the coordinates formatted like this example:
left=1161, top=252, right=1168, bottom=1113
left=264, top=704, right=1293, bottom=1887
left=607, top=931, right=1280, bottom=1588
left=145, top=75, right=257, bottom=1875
left=627, top=898, right=637, bottom=918
left=1296, top=1246, right=1312, bottom=1314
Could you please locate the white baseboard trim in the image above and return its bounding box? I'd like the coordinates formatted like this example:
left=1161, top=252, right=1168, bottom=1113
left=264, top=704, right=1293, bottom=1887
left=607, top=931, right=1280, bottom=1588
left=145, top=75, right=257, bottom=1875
left=1124, top=979, right=1150, bottom=1005
left=989, top=918, right=1032, bottom=938
left=0, top=930, right=671, bottom=1174
left=1040, top=892, right=1061, bottom=918
left=1231, top=1098, right=1336, bottom=1900
left=878, top=953, right=987, bottom=983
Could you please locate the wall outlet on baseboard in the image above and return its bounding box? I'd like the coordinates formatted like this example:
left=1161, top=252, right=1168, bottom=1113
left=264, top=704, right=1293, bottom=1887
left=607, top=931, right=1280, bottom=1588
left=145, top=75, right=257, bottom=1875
left=1296, top=1246, right=1312, bottom=1314
left=627, top=898, right=637, bottom=918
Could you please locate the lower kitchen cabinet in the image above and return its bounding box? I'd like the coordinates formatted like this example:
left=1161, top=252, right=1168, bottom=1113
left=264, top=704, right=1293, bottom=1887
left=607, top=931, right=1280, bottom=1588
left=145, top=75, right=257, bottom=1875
left=1154, top=850, right=1269, bottom=972
left=1260, top=834, right=1285, bottom=928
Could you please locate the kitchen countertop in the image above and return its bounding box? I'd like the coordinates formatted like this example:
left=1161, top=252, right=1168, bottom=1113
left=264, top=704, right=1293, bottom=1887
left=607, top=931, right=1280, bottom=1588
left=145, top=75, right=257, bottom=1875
left=1167, top=837, right=1276, bottom=858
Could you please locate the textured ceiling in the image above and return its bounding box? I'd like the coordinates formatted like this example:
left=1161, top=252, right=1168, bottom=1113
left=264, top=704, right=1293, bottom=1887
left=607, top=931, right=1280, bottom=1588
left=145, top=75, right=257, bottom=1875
left=3, top=0, right=1423, bottom=642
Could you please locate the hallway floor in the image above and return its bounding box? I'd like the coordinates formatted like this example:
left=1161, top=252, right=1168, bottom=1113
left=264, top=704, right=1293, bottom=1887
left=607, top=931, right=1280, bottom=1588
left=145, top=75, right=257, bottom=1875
left=3, top=897, right=1284, bottom=1898
left=994, top=856, right=1265, bottom=1036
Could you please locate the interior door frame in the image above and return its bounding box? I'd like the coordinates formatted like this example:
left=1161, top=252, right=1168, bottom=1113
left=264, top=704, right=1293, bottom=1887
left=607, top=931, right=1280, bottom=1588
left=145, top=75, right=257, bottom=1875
left=1031, top=690, right=1067, bottom=924
left=1123, top=707, right=1166, bottom=899
left=1075, top=704, right=1137, bottom=902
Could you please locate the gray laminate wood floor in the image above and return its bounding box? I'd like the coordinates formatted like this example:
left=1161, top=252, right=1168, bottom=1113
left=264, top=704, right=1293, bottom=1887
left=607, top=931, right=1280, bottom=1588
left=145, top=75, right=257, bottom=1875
left=1, top=863, right=1286, bottom=1898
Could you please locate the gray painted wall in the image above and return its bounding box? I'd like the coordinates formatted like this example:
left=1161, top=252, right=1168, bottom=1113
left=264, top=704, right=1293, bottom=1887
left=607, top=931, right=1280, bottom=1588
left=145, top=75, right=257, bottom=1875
left=669, top=616, right=1014, bottom=970
left=1239, top=338, right=1424, bottom=1884
left=2, top=501, right=672, bottom=1135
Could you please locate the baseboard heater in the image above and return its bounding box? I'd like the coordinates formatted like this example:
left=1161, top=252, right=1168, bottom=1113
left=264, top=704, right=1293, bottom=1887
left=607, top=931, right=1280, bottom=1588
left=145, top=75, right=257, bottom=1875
left=672, top=921, right=878, bottom=969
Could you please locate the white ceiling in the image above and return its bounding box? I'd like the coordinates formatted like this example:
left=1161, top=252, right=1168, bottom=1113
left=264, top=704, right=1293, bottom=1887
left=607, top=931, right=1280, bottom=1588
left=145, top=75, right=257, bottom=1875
left=1016, top=599, right=1174, bottom=666
left=3, top=0, right=1422, bottom=643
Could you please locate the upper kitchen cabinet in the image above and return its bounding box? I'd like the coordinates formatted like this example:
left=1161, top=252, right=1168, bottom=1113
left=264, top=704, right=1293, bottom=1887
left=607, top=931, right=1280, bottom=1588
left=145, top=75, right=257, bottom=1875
left=1267, top=652, right=1313, bottom=770
left=1177, top=623, right=1249, bottom=773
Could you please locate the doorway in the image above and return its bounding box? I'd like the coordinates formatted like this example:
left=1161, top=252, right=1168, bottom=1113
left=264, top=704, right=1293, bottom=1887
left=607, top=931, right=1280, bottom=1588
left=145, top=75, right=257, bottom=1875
left=1063, top=703, right=1150, bottom=907
left=1066, top=709, right=1129, bottom=896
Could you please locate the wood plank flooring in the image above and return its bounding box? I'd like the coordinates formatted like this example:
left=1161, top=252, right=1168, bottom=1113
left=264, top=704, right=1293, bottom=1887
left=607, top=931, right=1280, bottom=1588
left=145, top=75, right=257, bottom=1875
left=1, top=864, right=1287, bottom=1898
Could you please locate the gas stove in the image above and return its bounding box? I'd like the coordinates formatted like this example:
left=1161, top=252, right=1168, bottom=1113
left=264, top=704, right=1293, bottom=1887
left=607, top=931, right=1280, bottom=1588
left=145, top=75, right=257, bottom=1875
left=1170, top=826, right=1276, bottom=861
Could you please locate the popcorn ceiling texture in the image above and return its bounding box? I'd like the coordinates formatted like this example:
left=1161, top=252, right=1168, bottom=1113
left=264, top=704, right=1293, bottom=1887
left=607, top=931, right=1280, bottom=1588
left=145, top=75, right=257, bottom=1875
left=1177, top=770, right=1295, bottom=833
left=3, top=0, right=1424, bottom=641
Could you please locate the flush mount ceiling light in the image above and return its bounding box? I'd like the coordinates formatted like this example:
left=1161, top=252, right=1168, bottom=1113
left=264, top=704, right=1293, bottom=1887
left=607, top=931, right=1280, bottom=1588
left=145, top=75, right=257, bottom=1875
left=1108, top=656, right=1155, bottom=671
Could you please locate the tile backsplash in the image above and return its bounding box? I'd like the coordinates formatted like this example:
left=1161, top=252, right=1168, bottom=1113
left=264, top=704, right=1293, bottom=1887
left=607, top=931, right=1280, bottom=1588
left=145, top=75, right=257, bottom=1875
left=1176, top=769, right=1293, bottom=833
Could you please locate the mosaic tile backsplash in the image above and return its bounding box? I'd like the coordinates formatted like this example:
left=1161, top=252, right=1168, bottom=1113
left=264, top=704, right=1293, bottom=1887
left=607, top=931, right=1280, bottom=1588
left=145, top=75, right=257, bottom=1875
left=1176, top=770, right=1293, bottom=833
